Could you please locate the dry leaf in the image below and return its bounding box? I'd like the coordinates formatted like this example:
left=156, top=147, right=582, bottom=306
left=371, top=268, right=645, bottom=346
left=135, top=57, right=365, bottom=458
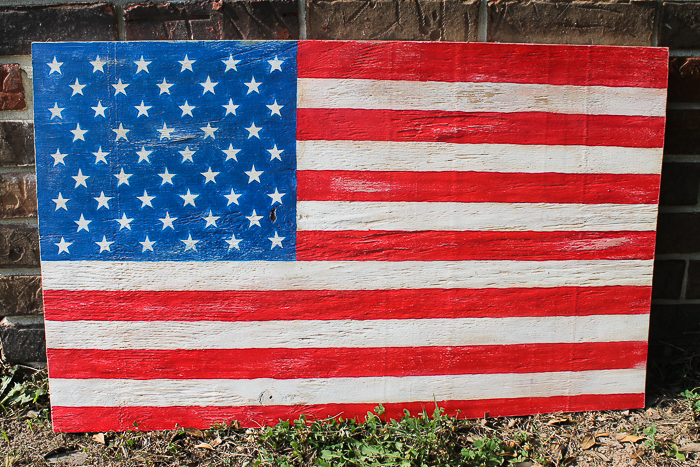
left=211, top=437, right=222, bottom=447
left=230, top=420, right=241, bottom=429
left=183, top=427, right=204, bottom=438
left=580, top=434, right=596, bottom=450
left=547, top=417, right=571, bottom=426
left=91, top=433, right=105, bottom=444
left=619, top=435, right=643, bottom=443
left=631, top=447, right=645, bottom=459
left=679, top=443, right=700, bottom=453
left=596, top=432, right=609, bottom=438
left=194, top=443, right=214, bottom=450
left=507, top=419, right=517, bottom=428
left=615, top=432, right=629, bottom=441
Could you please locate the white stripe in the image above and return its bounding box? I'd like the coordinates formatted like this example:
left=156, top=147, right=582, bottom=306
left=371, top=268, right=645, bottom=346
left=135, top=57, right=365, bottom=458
left=41, top=260, right=653, bottom=291
left=298, top=78, right=666, bottom=117
left=297, top=141, right=663, bottom=175
left=44, top=314, right=649, bottom=350
left=297, top=201, right=658, bottom=232
left=50, top=369, right=646, bottom=407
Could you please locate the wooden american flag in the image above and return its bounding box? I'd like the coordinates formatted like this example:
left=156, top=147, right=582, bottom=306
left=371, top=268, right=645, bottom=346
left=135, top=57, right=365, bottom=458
left=32, top=40, right=668, bottom=432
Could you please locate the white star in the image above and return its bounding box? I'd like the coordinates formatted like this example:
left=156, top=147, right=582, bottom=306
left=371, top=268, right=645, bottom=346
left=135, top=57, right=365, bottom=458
left=139, top=236, right=155, bottom=252
left=225, top=233, right=242, bottom=250
left=159, top=212, right=177, bottom=229
left=69, top=79, right=86, bottom=96
left=223, top=55, right=240, bottom=72
left=245, top=122, right=261, bottom=139
left=114, top=168, right=132, bottom=186
left=157, top=78, right=174, bottom=95
left=203, top=210, right=220, bottom=228
left=179, top=55, right=195, bottom=72
left=137, top=190, right=155, bottom=208
left=267, top=144, right=284, bottom=161
left=158, top=122, right=174, bottom=139
left=223, top=188, right=242, bottom=206
left=94, top=191, right=112, bottom=210
left=268, top=231, right=285, bottom=249
left=200, top=123, right=218, bottom=139
left=93, top=147, right=109, bottom=164
left=49, top=103, right=64, bottom=120
left=245, top=165, right=263, bottom=183
left=134, top=56, right=151, bottom=73
left=136, top=146, right=152, bottom=163
left=181, top=234, right=199, bottom=251
left=244, top=76, right=261, bottom=94
left=112, top=123, right=130, bottom=141
left=179, top=101, right=195, bottom=117
left=55, top=237, right=72, bottom=254
left=222, top=144, right=240, bottom=161
left=246, top=209, right=263, bottom=227
left=112, top=78, right=129, bottom=96
left=223, top=99, right=239, bottom=116
left=179, top=147, right=195, bottom=162
left=179, top=189, right=199, bottom=207
left=52, top=192, right=69, bottom=210
left=91, top=101, right=107, bottom=118
left=135, top=100, right=152, bottom=117
left=70, top=123, right=88, bottom=141
left=90, top=55, right=106, bottom=73
left=115, top=213, right=134, bottom=230
left=268, top=55, right=284, bottom=72
left=72, top=169, right=89, bottom=188
left=158, top=168, right=176, bottom=185
left=268, top=188, right=286, bottom=205
left=200, top=76, right=218, bottom=95
left=266, top=100, right=283, bottom=117
left=75, top=214, right=91, bottom=232
left=201, top=167, right=219, bottom=184
left=47, top=57, right=63, bottom=75
left=51, top=149, right=67, bottom=166
left=96, top=235, right=113, bottom=253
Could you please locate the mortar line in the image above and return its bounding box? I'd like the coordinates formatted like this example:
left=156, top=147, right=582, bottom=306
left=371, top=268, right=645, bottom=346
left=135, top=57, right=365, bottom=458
left=652, top=0, right=661, bottom=47
left=477, top=0, right=488, bottom=42
left=298, top=0, right=307, bottom=40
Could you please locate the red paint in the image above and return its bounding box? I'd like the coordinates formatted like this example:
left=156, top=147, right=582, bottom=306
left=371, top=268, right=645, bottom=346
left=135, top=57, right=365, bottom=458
left=297, top=109, right=665, bottom=149
left=296, top=231, right=656, bottom=261
left=43, top=286, right=651, bottom=322
left=51, top=393, right=646, bottom=431
left=298, top=41, right=668, bottom=88
left=297, top=171, right=661, bottom=204
left=47, top=342, right=647, bottom=380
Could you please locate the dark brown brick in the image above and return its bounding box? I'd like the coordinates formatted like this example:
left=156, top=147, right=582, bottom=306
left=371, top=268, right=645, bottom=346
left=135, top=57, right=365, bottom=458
left=0, top=3, right=117, bottom=55
left=489, top=0, right=656, bottom=46
left=125, top=1, right=298, bottom=40
left=685, top=260, right=700, bottom=300
left=0, top=122, right=34, bottom=167
left=660, top=2, right=700, bottom=49
left=652, top=260, right=686, bottom=300
left=0, top=64, right=25, bottom=111
left=656, top=213, right=700, bottom=254
left=659, top=163, right=700, bottom=206
left=668, top=57, right=700, bottom=103
left=664, top=110, right=700, bottom=155
left=0, top=276, right=42, bottom=316
left=0, top=173, right=36, bottom=219
left=649, top=304, right=700, bottom=348
left=0, top=225, right=39, bottom=268
left=0, top=322, right=45, bottom=363
left=307, top=0, right=479, bottom=41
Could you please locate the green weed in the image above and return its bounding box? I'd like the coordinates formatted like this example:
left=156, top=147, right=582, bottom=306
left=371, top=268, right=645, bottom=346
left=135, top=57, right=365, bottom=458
left=681, top=387, right=700, bottom=413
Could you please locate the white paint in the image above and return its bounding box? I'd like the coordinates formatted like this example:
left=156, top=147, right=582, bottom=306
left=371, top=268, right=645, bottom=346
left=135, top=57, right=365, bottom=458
left=49, top=369, right=646, bottom=407
left=298, top=78, right=667, bottom=117
left=296, top=141, right=663, bottom=175
left=41, top=259, right=654, bottom=291
left=44, top=314, right=649, bottom=350
left=297, top=201, right=659, bottom=232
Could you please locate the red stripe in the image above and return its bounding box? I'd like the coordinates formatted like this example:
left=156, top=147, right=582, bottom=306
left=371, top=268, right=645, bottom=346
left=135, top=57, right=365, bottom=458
left=47, top=342, right=647, bottom=380
left=297, top=171, right=661, bottom=204
left=51, top=393, right=645, bottom=431
left=297, top=41, right=668, bottom=88
left=296, top=231, right=656, bottom=261
left=297, top=109, right=665, bottom=149
left=43, top=286, right=651, bottom=322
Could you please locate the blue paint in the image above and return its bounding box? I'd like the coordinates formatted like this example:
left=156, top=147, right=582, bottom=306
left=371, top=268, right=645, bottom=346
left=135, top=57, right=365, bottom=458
left=32, top=41, right=297, bottom=261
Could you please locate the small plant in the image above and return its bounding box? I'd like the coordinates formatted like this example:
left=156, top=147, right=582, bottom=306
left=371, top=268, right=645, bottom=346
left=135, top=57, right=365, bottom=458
left=643, top=425, right=657, bottom=450
left=681, top=387, right=700, bottom=413
left=0, top=364, right=48, bottom=414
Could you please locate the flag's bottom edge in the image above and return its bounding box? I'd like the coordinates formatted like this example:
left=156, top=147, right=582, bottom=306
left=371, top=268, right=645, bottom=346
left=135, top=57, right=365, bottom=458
left=51, top=393, right=645, bottom=432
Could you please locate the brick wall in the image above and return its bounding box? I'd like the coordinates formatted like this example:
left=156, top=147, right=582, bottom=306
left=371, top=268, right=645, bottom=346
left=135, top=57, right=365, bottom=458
left=0, top=0, right=698, bottom=364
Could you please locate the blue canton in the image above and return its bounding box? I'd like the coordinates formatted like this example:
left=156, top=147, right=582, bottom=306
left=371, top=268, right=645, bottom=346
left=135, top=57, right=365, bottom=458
left=33, top=41, right=297, bottom=261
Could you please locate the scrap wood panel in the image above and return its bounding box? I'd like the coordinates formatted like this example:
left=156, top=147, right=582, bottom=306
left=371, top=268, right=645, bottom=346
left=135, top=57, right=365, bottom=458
left=31, top=40, right=668, bottom=432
